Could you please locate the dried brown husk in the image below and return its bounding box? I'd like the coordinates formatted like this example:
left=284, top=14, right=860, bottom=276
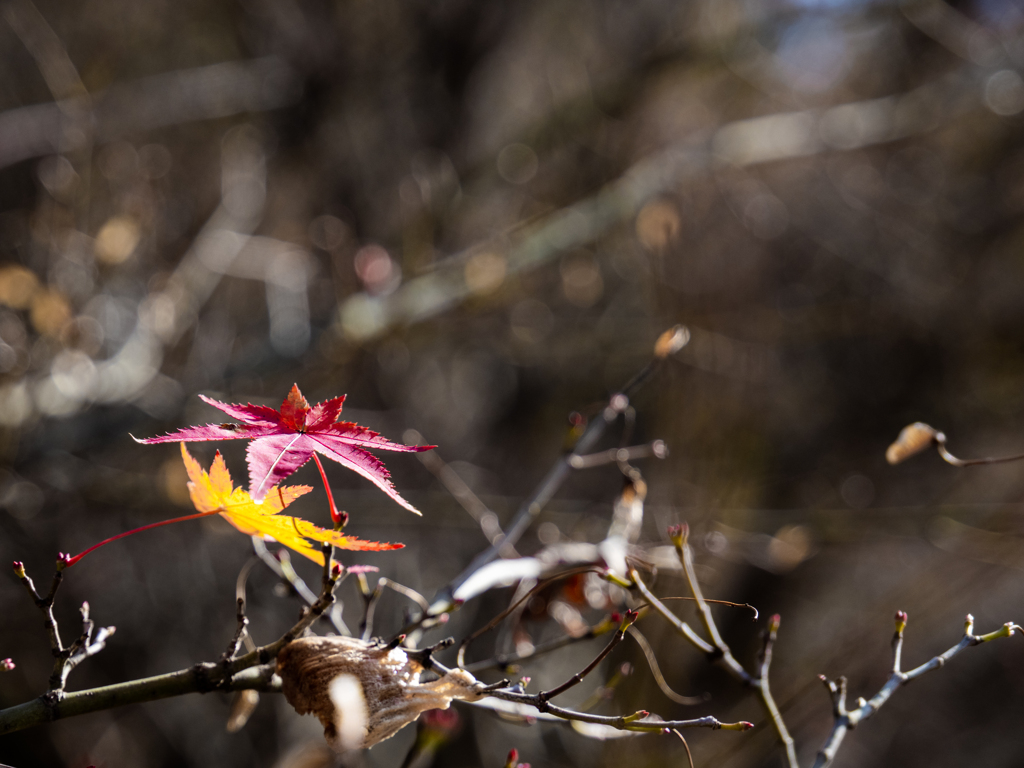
left=277, top=636, right=481, bottom=750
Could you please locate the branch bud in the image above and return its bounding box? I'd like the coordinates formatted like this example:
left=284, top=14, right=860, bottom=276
left=56, top=552, right=72, bottom=570
left=965, top=614, right=975, bottom=635
left=894, top=610, right=907, bottom=635
left=886, top=422, right=938, bottom=465
left=1, top=658, right=14, bottom=671
left=330, top=562, right=343, bottom=580
left=504, top=748, right=519, bottom=768
left=976, top=622, right=1023, bottom=643
left=619, top=610, right=639, bottom=632
left=623, top=709, right=649, bottom=723
left=12, top=561, right=25, bottom=578
left=769, top=614, right=781, bottom=633
left=719, top=720, right=755, bottom=731
left=667, top=523, right=689, bottom=547
left=654, top=325, right=690, bottom=359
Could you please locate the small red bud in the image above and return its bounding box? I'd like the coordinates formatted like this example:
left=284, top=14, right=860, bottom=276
left=1, top=658, right=14, bottom=671
left=330, top=562, right=343, bottom=579
left=610, top=611, right=623, bottom=623
left=740, top=721, right=754, bottom=730
left=506, top=748, right=519, bottom=767
left=895, top=610, right=908, bottom=623
left=637, top=710, right=650, bottom=718
left=12, top=561, right=24, bottom=577
left=661, top=728, right=671, bottom=735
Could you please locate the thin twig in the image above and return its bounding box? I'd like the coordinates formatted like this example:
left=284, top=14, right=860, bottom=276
left=13, top=561, right=64, bottom=671
left=457, top=566, right=602, bottom=668
left=568, top=441, right=668, bottom=470
left=626, top=625, right=705, bottom=705
left=361, top=579, right=384, bottom=641
left=0, top=550, right=346, bottom=736
left=537, top=611, right=638, bottom=703
left=672, top=729, right=696, bottom=768
left=415, top=638, right=753, bottom=741
left=12, top=561, right=116, bottom=696
left=251, top=538, right=348, bottom=635
left=629, top=569, right=716, bottom=658
left=438, top=394, right=631, bottom=608
left=633, top=527, right=799, bottom=768
left=464, top=613, right=621, bottom=673
left=406, top=433, right=514, bottom=555
left=58, top=602, right=115, bottom=691
left=812, top=613, right=1022, bottom=768
left=671, top=526, right=751, bottom=680
left=221, top=597, right=250, bottom=662
left=670, top=526, right=798, bottom=768
left=886, top=422, right=1024, bottom=467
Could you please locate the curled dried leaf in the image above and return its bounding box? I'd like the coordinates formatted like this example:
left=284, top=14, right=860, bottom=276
left=886, top=422, right=939, bottom=465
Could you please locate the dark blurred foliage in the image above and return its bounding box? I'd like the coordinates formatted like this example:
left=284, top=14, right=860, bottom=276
left=2, top=0, right=1024, bottom=766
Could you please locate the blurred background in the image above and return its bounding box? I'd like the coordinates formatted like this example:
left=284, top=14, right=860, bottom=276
left=1, top=0, right=1024, bottom=765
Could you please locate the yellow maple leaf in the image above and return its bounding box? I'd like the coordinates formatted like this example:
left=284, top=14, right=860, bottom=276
left=180, top=443, right=402, bottom=565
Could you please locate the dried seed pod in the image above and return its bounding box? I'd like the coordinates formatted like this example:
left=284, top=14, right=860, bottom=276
left=886, top=422, right=939, bottom=465
left=277, top=636, right=482, bottom=750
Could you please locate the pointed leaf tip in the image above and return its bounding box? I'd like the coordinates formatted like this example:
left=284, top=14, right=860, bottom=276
left=151, top=386, right=429, bottom=514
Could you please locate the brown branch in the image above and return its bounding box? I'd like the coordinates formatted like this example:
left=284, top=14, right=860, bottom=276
left=536, top=611, right=638, bottom=704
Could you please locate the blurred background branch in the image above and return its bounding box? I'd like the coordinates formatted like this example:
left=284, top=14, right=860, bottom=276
left=2, top=0, right=1024, bottom=765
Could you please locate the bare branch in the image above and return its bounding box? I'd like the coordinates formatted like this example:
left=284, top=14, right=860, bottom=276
left=886, top=422, right=1024, bottom=467
left=812, top=613, right=1022, bottom=768
left=568, top=441, right=668, bottom=470
left=0, top=553, right=345, bottom=736
left=626, top=625, right=705, bottom=705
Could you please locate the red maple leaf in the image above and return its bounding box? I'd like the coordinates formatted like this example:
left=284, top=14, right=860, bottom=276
left=137, top=384, right=433, bottom=514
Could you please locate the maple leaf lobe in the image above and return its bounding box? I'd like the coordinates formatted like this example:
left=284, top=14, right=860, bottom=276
left=140, top=384, right=435, bottom=513
left=281, top=384, right=311, bottom=431
left=179, top=443, right=402, bottom=563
